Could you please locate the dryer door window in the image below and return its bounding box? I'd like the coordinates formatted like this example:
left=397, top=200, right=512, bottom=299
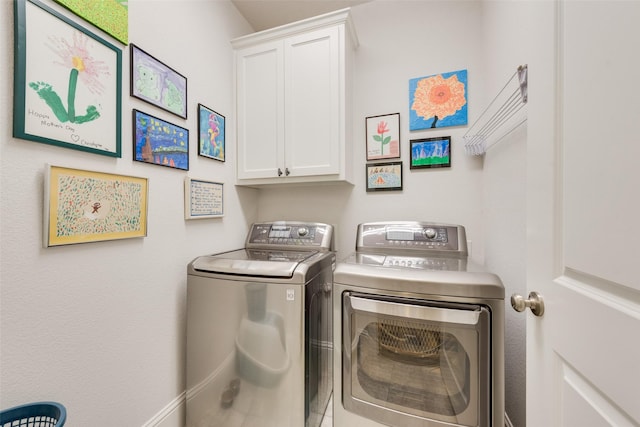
left=342, top=292, right=491, bottom=427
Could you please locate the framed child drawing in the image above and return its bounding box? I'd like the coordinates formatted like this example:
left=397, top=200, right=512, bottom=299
left=365, top=113, right=400, bottom=161
left=13, top=0, right=123, bottom=157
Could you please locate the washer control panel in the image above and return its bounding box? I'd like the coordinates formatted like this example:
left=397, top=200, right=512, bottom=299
left=357, top=221, right=467, bottom=256
left=246, top=222, right=333, bottom=250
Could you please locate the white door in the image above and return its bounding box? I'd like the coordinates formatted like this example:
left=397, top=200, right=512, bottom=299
left=526, top=1, right=640, bottom=426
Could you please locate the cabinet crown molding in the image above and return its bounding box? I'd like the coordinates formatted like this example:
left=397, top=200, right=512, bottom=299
left=231, top=7, right=359, bottom=49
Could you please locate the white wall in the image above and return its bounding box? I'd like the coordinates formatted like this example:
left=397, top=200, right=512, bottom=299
left=257, top=0, right=486, bottom=262
left=0, top=1, right=255, bottom=426
left=479, top=2, right=529, bottom=427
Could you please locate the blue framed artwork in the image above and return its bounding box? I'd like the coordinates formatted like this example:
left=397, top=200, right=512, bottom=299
left=410, top=136, right=451, bottom=169
left=13, top=0, right=122, bottom=157
left=409, top=69, right=468, bottom=130
left=133, top=109, right=189, bottom=171
left=197, top=104, right=225, bottom=162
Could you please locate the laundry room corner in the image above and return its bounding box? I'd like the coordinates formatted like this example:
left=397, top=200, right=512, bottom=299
left=0, top=1, right=258, bottom=426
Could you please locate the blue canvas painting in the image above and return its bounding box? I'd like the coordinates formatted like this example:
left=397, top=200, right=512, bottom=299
left=409, top=69, right=468, bottom=130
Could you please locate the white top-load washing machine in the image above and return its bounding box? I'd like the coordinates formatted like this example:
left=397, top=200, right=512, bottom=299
left=333, top=221, right=504, bottom=427
left=186, top=221, right=335, bottom=427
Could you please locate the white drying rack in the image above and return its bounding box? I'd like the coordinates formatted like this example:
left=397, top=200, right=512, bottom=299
left=463, top=65, right=528, bottom=156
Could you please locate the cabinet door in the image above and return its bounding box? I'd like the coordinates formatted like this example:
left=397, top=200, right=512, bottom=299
left=284, top=26, right=341, bottom=177
left=236, top=41, right=285, bottom=179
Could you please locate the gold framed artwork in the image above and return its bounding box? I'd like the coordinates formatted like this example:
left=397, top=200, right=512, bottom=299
left=44, top=164, right=148, bottom=247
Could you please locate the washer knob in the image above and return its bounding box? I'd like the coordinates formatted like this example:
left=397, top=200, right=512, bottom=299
left=424, top=228, right=437, bottom=239
left=297, top=227, right=309, bottom=237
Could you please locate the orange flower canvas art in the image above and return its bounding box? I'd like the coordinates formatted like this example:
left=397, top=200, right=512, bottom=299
left=409, top=69, right=468, bottom=130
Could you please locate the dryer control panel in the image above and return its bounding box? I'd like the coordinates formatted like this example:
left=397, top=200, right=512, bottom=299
left=356, top=221, right=467, bottom=256
left=246, top=221, right=333, bottom=250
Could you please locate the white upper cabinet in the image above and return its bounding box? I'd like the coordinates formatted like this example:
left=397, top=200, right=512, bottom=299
left=232, top=9, right=358, bottom=186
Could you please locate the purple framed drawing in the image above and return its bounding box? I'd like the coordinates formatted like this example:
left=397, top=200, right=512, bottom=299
left=130, top=44, right=187, bottom=118
left=197, top=104, right=225, bottom=162
left=366, top=113, right=400, bottom=161
left=409, top=69, right=468, bottom=130
left=133, top=109, right=189, bottom=171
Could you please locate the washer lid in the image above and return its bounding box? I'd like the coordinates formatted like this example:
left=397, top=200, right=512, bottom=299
left=191, top=249, right=319, bottom=278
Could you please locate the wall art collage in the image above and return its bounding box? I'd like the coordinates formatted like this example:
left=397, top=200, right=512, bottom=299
left=365, top=69, right=466, bottom=192
left=12, top=0, right=225, bottom=246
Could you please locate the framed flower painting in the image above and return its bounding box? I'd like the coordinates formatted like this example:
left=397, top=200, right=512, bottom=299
left=365, top=113, right=400, bottom=161
left=409, top=69, right=468, bottom=131
left=13, top=0, right=122, bottom=157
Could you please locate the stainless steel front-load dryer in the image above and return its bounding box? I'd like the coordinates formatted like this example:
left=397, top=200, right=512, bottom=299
left=333, top=221, right=505, bottom=427
left=186, top=221, right=334, bottom=427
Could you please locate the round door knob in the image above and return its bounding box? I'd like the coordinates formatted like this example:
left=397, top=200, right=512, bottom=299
left=511, top=291, right=545, bottom=317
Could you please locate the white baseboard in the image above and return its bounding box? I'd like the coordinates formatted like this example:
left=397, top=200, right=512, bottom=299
left=141, top=392, right=186, bottom=427
left=145, top=352, right=234, bottom=427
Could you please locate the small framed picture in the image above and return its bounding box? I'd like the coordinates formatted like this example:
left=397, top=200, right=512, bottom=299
left=366, top=161, right=403, bottom=192
left=365, top=113, right=400, bottom=161
left=130, top=43, right=187, bottom=119
left=410, top=136, right=451, bottom=169
left=133, top=109, right=189, bottom=171
left=197, top=104, right=225, bottom=162
left=184, top=177, right=223, bottom=219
